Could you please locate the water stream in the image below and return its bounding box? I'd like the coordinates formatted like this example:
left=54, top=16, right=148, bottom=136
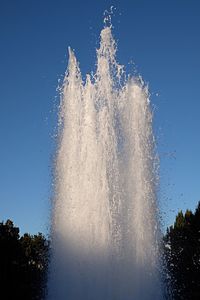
left=48, top=24, right=163, bottom=300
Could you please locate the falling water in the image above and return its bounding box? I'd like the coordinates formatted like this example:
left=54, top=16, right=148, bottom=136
left=48, top=24, right=163, bottom=300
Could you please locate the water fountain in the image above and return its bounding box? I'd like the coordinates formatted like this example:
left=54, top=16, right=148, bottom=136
left=48, top=23, right=163, bottom=300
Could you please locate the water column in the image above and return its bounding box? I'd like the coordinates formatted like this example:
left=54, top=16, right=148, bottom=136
left=48, top=25, right=163, bottom=300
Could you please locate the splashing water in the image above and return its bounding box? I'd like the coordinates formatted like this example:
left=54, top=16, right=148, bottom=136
left=48, top=25, right=163, bottom=300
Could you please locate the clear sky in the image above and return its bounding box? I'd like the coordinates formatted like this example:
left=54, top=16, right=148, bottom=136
left=0, top=0, right=200, bottom=235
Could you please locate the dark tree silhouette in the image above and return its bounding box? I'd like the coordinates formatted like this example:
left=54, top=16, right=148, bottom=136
left=0, top=220, right=49, bottom=300
left=164, top=202, right=200, bottom=300
left=1, top=201, right=200, bottom=300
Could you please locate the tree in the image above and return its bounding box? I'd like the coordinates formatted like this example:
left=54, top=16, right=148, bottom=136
left=164, top=202, right=200, bottom=299
left=0, top=219, right=49, bottom=300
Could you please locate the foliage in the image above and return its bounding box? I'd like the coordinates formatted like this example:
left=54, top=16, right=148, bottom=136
left=164, top=202, right=200, bottom=300
left=1, top=202, right=200, bottom=299
left=0, top=220, right=49, bottom=300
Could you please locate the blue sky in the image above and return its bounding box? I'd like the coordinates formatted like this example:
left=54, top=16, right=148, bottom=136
left=0, top=0, right=200, bottom=235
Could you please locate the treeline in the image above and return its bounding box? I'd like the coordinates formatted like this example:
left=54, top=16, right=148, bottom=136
left=1, top=202, right=200, bottom=299
left=0, top=220, right=48, bottom=299
left=164, top=202, right=200, bottom=299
